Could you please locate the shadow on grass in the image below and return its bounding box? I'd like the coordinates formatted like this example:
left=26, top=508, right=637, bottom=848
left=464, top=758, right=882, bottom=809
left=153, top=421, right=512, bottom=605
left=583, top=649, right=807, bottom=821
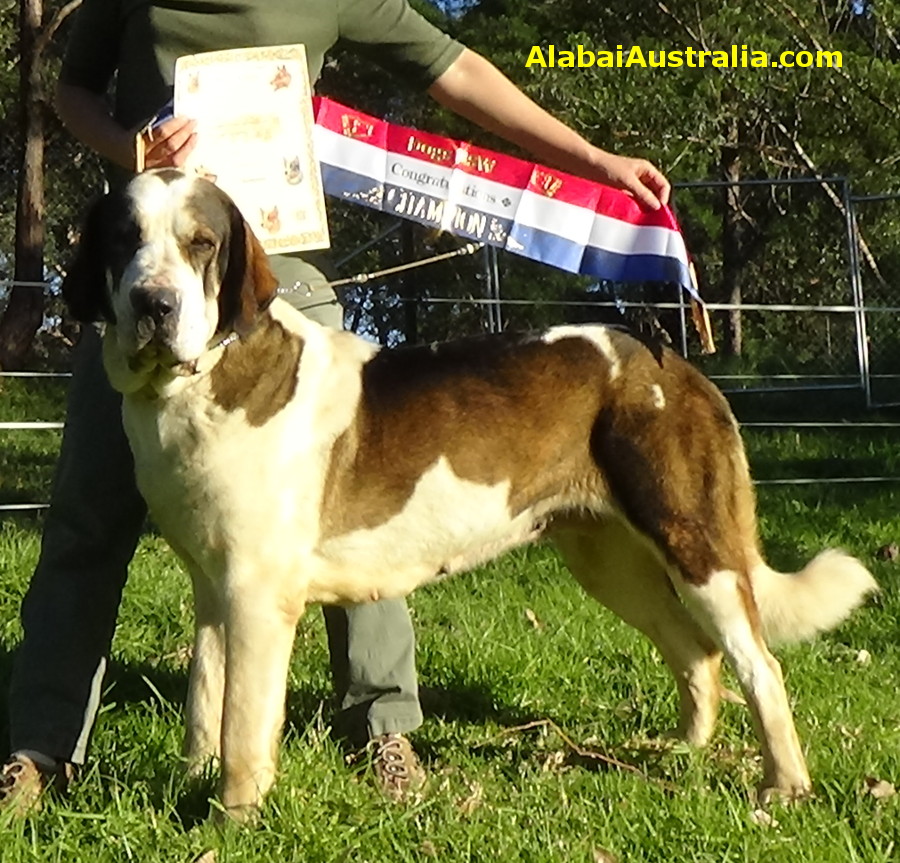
left=416, top=675, right=662, bottom=785
left=419, top=680, right=529, bottom=727
left=102, top=658, right=189, bottom=714
left=0, top=645, right=12, bottom=757
left=0, top=631, right=660, bottom=820
left=0, top=437, right=61, bottom=507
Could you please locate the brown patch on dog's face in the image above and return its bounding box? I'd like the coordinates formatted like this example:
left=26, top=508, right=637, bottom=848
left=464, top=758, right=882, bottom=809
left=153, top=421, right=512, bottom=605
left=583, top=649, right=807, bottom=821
left=179, top=188, right=233, bottom=301
left=209, top=313, right=303, bottom=426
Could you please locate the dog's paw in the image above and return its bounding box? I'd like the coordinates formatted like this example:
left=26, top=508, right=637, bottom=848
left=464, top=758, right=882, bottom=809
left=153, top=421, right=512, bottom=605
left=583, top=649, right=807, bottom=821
left=211, top=801, right=261, bottom=827
left=183, top=753, right=219, bottom=780
left=756, top=780, right=814, bottom=807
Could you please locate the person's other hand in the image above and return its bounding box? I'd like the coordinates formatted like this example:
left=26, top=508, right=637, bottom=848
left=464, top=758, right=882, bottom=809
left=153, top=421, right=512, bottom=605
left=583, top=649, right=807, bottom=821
left=137, top=116, right=198, bottom=170
left=589, top=150, right=671, bottom=211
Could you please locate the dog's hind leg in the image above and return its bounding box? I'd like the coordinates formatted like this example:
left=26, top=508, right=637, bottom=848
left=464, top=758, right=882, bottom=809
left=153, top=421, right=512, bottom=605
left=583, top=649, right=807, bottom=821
left=600, top=456, right=811, bottom=797
left=672, top=565, right=811, bottom=802
left=553, top=520, right=722, bottom=746
left=218, top=578, right=304, bottom=819
left=591, top=371, right=812, bottom=799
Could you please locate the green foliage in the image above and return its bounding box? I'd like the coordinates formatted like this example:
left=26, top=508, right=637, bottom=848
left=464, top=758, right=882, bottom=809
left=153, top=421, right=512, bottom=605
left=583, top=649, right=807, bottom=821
left=0, top=0, right=106, bottom=263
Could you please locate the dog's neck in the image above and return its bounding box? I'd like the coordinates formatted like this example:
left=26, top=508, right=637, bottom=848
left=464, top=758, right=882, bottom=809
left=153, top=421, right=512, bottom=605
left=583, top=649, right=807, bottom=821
left=103, top=305, right=312, bottom=425
left=101, top=321, right=253, bottom=401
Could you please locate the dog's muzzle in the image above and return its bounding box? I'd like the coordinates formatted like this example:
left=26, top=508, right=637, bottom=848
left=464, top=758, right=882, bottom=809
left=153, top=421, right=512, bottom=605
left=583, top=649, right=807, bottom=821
left=130, top=285, right=180, bottom=350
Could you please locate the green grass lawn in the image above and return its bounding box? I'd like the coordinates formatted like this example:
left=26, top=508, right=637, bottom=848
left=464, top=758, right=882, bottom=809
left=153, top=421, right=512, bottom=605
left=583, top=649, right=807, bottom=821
left=1, top=378, right=900, bottom=861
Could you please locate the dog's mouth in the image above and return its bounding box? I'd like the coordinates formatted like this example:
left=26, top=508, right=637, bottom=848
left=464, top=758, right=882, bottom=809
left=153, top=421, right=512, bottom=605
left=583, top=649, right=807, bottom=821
left=126, top=346, right=198, bottom=378
left=119, top=282, right=220, bottom=379
left=126, top=324, right=200, bottom=378
left=130, top=314, right=175, bottom=355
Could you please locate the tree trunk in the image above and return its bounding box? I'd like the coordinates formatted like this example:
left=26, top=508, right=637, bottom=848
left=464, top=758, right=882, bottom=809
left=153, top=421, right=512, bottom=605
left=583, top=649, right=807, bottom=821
left=0, top=0, right=45, bottom=370
left=720, top=120, right=743, bottom=357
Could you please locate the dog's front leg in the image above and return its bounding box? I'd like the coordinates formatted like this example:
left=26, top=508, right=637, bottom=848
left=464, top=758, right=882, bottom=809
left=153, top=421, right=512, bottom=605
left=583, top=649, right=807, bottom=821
left=218, top=579, right=304, bottom=820
left=183, top=572, right=226, bottom=773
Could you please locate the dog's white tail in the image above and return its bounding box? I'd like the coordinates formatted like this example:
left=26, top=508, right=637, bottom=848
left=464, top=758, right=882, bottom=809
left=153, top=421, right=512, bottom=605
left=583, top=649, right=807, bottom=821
left=751, top=550, right=878, bottom=645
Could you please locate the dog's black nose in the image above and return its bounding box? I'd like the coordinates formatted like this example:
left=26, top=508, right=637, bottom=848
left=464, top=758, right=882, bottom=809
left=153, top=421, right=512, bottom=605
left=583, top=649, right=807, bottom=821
left=131, top=286, right=178, bottom=323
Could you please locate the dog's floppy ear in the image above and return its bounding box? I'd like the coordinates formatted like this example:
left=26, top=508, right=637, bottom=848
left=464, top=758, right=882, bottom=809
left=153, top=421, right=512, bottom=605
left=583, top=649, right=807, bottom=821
left=61, top=195, right=115, bottom=324
left=219, top=204, right=279, bottom=337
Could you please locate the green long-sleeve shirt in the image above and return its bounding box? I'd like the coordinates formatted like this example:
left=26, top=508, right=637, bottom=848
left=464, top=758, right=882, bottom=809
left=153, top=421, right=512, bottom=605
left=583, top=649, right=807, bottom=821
left=61, top=0, right=462, bottom=129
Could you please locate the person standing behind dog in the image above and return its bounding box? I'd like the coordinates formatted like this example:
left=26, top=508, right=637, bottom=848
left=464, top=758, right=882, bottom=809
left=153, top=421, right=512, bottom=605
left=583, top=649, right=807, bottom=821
left=0, top=0, right=670, bottom=813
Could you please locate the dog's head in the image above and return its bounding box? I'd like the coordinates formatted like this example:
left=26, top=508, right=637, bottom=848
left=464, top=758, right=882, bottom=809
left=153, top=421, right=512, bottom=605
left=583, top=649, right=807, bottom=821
left=62, top=169, right=278, bottom=370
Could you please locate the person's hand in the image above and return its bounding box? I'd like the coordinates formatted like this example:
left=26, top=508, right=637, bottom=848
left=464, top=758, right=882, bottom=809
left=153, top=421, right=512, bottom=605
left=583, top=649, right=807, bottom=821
left=589, top=150, right=671, bottom=211
left=428, top=51, right=672, bottom=213
left=137, top=116, right=198, bottom=170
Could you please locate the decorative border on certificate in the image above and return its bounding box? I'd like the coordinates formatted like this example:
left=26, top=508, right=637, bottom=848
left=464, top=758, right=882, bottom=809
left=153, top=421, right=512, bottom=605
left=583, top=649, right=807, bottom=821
left=175, top=45, right=330, bottom=254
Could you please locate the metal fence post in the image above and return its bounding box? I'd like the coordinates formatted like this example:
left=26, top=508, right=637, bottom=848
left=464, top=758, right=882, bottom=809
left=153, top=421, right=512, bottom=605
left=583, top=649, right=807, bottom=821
left=483, top=244, right=502, bottom=333
left=843, top=179, right=872, bottom=407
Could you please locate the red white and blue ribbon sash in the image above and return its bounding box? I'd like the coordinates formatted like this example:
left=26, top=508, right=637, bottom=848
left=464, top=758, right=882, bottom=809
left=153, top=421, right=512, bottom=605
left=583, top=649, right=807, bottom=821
left=313, top=97, right=696, bottom=299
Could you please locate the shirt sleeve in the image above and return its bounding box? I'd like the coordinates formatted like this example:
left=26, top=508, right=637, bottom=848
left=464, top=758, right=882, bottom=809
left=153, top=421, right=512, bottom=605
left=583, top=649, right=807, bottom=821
left=58, top=0, right=123, bottom=93
left=337, top=0, right=464, bottom=89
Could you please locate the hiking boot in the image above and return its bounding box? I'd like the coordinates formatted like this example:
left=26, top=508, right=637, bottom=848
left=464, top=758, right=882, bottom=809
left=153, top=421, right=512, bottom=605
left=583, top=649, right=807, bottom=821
left=368, top=734, right=426, bottom=802
left=0, top=753, right=72, bottom=816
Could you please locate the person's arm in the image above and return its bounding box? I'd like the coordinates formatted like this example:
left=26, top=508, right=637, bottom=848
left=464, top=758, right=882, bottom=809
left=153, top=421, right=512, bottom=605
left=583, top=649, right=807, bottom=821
left=427, top=48, right=670, bottom=210
left=55, top=82, right=197, bottom=172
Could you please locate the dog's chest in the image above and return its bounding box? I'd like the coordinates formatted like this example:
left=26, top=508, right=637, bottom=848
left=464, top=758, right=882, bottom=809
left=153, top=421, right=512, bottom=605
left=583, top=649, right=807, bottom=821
left=123, top=389, right=314, bottom=567
left=125, top=396, right=219, bottom=521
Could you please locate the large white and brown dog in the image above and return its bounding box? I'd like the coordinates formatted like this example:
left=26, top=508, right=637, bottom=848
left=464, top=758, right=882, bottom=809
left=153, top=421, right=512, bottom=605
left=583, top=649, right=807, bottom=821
left=62, top=169, right=876, bottom=818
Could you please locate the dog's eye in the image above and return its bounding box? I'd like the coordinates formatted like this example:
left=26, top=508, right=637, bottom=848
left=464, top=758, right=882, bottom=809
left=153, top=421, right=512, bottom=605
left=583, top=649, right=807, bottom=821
left=190, top=233, right=216, bottom=253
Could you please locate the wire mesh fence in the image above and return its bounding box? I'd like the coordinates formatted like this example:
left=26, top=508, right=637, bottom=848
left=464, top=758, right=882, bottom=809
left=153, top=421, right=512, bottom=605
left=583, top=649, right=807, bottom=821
left=3, top=142, right=900, bottom=512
